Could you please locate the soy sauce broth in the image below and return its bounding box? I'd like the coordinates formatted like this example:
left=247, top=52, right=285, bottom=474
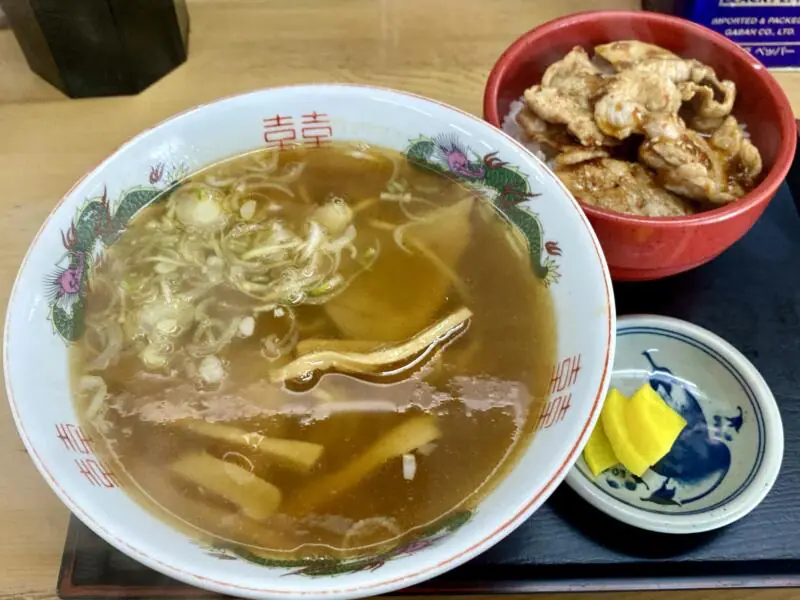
left=72, top=142, right=556, bottom=559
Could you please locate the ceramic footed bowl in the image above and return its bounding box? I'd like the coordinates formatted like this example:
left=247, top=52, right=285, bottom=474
left=566, top=315, right=783, bottom=534
left=4, top=85, right=614, bottom=599
left=483, top=10, right=796, bottom=281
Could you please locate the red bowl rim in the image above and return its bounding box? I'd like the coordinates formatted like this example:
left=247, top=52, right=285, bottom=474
left=483, top=10, right=798, bottom=229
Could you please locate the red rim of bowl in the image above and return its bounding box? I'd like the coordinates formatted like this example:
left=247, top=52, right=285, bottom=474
left=483, top=10, right=798, bottom=228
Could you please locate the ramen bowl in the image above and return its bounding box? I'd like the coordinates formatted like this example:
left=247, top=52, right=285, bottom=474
left=4, top=84, right=614, bottom=599
left=483, top=11, right=797, bottom=281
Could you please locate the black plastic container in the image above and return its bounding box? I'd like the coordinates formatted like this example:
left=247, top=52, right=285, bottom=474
left=0, top=0, right=189, bottom=98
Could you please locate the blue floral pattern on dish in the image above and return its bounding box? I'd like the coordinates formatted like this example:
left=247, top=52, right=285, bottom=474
left=582, top=325, right=766, bottom=516
left=602, top=350, right=744, bottom=506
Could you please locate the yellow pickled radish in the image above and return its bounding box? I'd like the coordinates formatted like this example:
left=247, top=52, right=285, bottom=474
left=583, top=419, right=618, bottom=476
left=626, top=383, right=687, bottom=466
left=601, top=387, right=650, bottom=477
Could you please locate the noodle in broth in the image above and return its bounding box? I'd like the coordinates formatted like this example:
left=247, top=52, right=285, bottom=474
left=71, top=142, right=556, bottom=559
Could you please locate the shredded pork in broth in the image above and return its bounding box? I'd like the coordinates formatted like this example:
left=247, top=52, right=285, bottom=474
left=72, top=142, right=556, bottom=560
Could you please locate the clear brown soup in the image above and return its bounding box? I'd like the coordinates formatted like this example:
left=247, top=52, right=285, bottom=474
left=71, top=142, right=556, bottom=560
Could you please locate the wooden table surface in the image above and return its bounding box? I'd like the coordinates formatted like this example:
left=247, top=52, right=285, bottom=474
left=1, top=1, right=798, bottom=599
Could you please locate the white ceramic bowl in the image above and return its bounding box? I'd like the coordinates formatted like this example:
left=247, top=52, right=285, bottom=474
left=566, top=315, right=784, bottom=534
left=4, top=84, right=615, bottom=599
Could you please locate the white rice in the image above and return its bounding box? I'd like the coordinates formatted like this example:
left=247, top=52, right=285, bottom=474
left=740, top=122, right=751, bottom=140
left=500, top=99, right=528, bottom=146
left=501, top=97, right=551, bottom=165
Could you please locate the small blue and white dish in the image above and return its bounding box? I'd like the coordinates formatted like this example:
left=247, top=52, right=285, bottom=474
left=565, top=314, right=784, bottom=534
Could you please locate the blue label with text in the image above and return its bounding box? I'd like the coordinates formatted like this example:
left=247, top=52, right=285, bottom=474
left=680, top=1, right=800, bottom=68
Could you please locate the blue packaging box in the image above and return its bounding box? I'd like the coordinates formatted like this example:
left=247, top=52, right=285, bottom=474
left=644, top=0, right=800, bottom=69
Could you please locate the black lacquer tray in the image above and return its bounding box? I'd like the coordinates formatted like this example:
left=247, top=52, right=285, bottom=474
left=58, top=171, right=800, bottom=599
